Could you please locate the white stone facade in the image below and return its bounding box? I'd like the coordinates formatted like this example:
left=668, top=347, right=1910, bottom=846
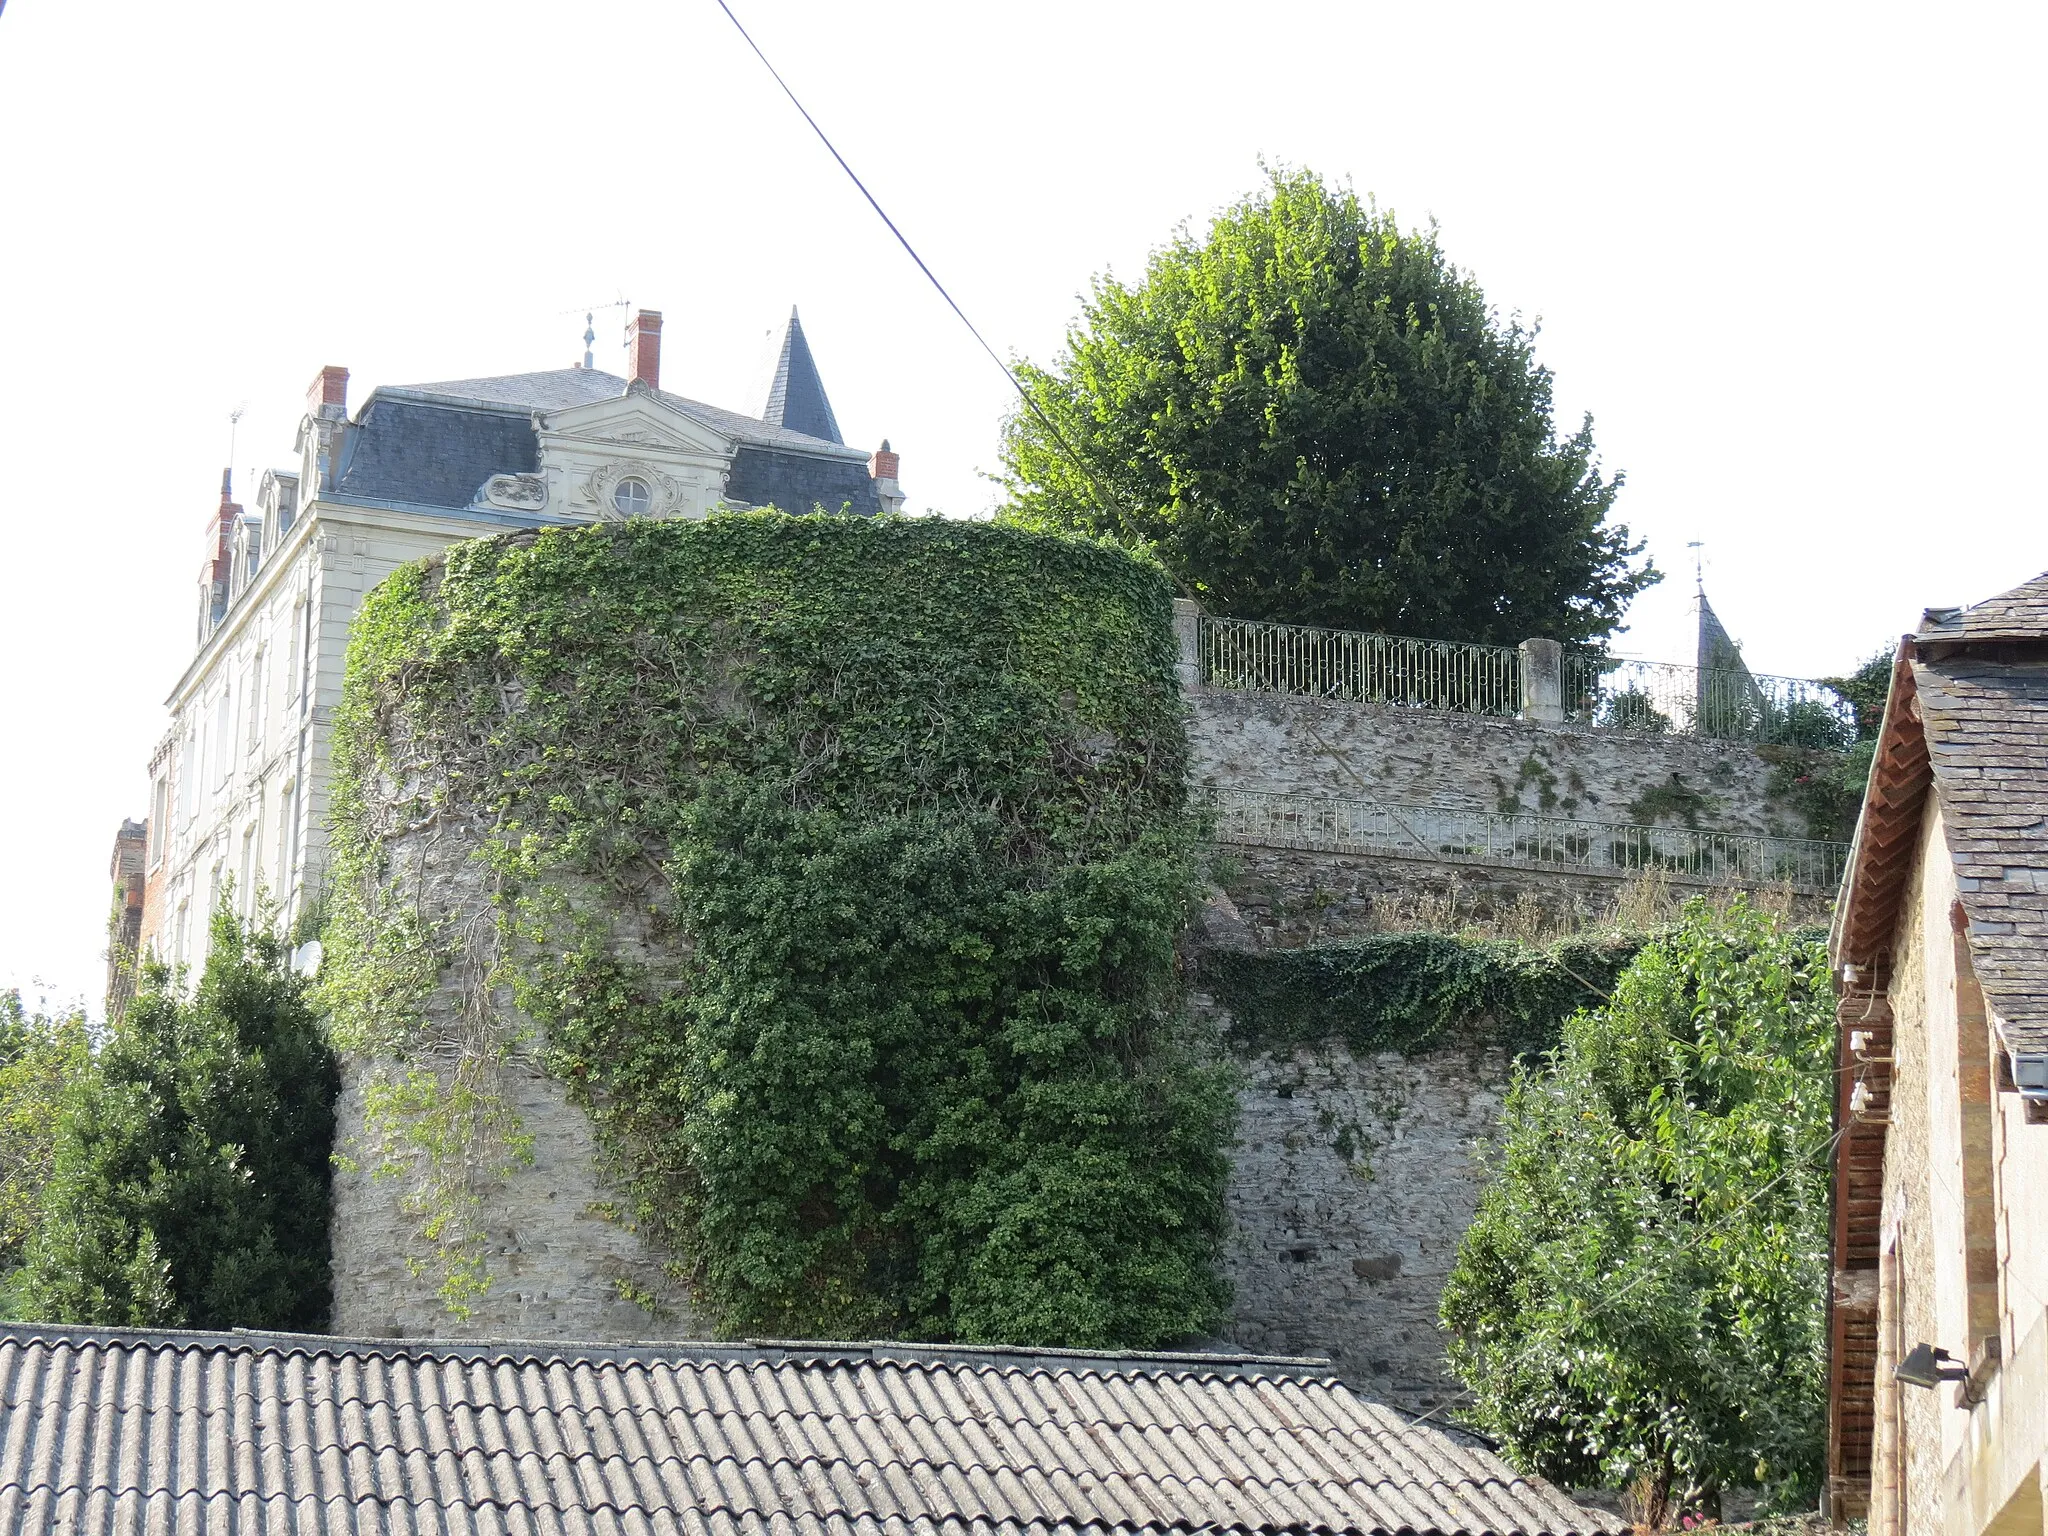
left=141, top=330, right=891, bottom=972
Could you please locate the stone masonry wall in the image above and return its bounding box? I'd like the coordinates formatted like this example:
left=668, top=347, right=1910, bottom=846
left=1219, top=1027, right=1511, bottom=1415
left=1190, top=688, right=1801, bottom=838
left=332, top=1058, right=706, bottom=1341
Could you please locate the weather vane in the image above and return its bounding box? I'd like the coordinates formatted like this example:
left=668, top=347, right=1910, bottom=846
left=562, top=296, right=632, bottom=369
left=1686, top=540, right=1704, bottom=593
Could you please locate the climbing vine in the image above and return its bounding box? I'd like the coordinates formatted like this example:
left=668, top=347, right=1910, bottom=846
left=323, top=513, right=1233, bottom=1345
left=1202, top=931, right=1642, bottom=1062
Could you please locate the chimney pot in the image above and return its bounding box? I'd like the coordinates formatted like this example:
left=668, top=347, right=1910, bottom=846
left=870, top=440, right=901, bottom=482
left=626, top=310, right=663, bottom=389
left=307, top=365, right=349, bottom=419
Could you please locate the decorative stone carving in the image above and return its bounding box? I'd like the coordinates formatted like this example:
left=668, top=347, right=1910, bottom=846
left=481, top=474, right=548, bottom=511
left=584, top=461, right=682, bottom=521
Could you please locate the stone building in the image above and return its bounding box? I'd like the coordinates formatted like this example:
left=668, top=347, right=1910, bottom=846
left=128, top=308, right=903, bottom=973
left=102, top=819, right=146, bottom=1021
left=1826, top=571, right=2048, bottom=1534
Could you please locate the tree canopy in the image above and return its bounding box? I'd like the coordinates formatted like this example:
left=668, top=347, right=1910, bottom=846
left=1439, top=898, right=1833, bottom=1522
left=20, top=902, right=338, bottom=1329
left=999, top=167, right=1657, bottom=646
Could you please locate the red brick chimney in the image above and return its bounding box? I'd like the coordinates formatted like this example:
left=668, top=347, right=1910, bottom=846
left=307, top=365, right=349, bottom=419
left=870, top=440, right=904, bottom=515
left=626, top=310, right=662, bottom=388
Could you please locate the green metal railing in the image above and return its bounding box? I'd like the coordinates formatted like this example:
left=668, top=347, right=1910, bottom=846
left=1200, top=616, right=1524, bottom=715
left=1208, top=788, right=1849, bottom=892
left=1558, top=653, right=1856, bottom=747
left=1198, top=614, right=1857, bottom=747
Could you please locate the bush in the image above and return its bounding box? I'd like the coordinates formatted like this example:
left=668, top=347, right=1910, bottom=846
left=1440, top=898, right=1833, bottom=1522
left=21, top=902, right=338, bottom=1329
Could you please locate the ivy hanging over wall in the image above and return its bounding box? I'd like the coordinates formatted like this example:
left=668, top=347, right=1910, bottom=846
left=1201, top=931, right=1644, bottom=1062
left=322, top=513, right=1234, bottom=1347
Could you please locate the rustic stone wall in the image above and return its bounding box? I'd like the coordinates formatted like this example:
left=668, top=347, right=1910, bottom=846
left=327, top=661, right=1821, bottom=1377
left=1189, top=688, right=1802, bottom=838
left=332, top=1059, right=705, bottom=1341
left=1219, top=1027, right=1510, bottom=1414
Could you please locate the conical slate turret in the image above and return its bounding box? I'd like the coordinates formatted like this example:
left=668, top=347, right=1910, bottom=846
left=761, top=306, right=843, bottom=444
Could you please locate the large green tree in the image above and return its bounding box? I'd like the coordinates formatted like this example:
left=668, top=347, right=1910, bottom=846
left=1000, top=168, right=1656, bottom=645
left=0, top=990, right=91, bottom=1315
left=1440, top=898, right=1833, bottom=1522
left=22, top=902, right=338, bottom=1329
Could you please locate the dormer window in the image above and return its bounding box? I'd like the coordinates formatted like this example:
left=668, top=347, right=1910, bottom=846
left=612, top=476, right=653, bottom=517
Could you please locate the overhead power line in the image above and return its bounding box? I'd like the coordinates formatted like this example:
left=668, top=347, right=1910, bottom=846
left=708, top=0, right=1108, bottom=511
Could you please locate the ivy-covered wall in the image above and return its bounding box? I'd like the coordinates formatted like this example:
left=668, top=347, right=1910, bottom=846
left=321, top=514, right=1233, bottom=1347
left=1201, top=928, right=1641, bottom=1410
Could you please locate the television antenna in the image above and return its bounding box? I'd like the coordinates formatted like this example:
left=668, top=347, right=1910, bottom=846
left=560, top=296, right=633, bottom=369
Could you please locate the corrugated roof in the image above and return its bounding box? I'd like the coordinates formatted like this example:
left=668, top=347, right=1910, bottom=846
left=0, top=1325, right=1617, bottom=1536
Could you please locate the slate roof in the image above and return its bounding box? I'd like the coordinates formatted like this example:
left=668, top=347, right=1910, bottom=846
left=0, top=1325, right=1617, bottom=1536
left=332, top=395, right=541, bottom=513
left=1913, top=574, right=2048, bottom=1055
left=761, top=309, right=845, bottom=445
left=1918, top=570, right=2048, bottom=643
left=413, top=369, right=867, bottom=461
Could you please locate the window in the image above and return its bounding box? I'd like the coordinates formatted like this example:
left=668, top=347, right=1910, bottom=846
left=209, top=689, right=231, bottom=788
left=275, top=781, right=295, bottom=896
left=177, top=730, right=196, bottom=824
left=240, top=824, right=260, bottom=916
left=612, top=476, right=653, bottom=517
left=149, top=777, right=169, bottom=868
left=285, top=599, right=303, bottom=705
left=247, top=648, right=265, bottom=756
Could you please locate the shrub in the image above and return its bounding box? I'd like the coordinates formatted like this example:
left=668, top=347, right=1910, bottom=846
left=1441, top=897, right=1833, bottom=1521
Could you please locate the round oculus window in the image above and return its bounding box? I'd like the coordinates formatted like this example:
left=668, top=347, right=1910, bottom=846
left=612, top=476, right=654, bottom=517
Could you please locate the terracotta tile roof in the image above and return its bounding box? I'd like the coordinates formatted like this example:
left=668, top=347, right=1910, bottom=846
left=0, top=1326, right=1619, bottom=1536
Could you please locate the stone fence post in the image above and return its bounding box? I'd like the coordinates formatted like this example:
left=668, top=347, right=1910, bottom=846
left=1173, top=599, right=1202, bottom=695
left=1518, top=638, right=1563, bottom=723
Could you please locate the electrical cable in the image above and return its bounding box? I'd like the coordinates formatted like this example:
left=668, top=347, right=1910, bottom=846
left=707, top=0, right=1112, bottom=511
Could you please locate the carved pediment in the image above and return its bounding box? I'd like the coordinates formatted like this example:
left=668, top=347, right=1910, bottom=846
left=540, top=391, right=732, bottom=458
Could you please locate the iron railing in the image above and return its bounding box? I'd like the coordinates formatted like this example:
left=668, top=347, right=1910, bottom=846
left=1197, top=614, right=1856, bottom=747
left=1200, top=616, right=1524, bottom=715
left=1559, top=653, right=1856, bottom=747
left=1208, top=788, right=1849, bottom=892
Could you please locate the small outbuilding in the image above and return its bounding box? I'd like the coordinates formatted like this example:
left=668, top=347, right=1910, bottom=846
left=0, top=1324, right=1620, bottom=1536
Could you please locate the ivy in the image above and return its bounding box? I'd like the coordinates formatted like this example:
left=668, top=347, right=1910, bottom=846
left=1202, top=931, right=1643, bottom=1062
left=324, top=513, right=1233, bottom=1346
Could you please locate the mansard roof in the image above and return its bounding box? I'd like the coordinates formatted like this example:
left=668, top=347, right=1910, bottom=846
left=0, top=1323, right=1618, bottom=1536
left=416, top=368, right=865, bottom=460
left=325, top=368, right=879, bottom=519
left=760, top=308, right=844, bottom=445
left=331, top=393, right=542, bottom=512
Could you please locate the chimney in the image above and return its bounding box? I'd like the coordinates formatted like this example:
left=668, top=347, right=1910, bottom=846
left=626, top=310, right=663, bottom=389
left=870, top=439, right=905, bottom=515
left=307, top=365, right=349, bottom=419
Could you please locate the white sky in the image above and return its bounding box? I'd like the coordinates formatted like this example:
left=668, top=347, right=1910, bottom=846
left=1, top=0, right=2042, bottom=1013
